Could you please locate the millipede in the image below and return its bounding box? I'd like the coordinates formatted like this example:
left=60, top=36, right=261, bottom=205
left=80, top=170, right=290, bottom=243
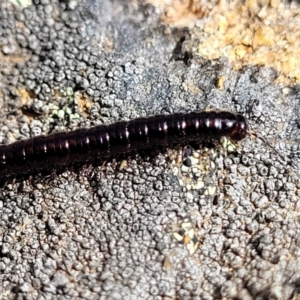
left=0, top=111, right=248, bottom=179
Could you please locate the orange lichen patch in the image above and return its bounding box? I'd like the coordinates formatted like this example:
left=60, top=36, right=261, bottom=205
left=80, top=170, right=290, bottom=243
left=163, top=256, right=173, bottom=270
left=205, top=3, right=300, bottom=82
left=216, top=76, right=225, bottom=89
left=155, top=0, right=300, bottom=83
left=53, top=88, right=63, bottom=99
left=148, top=0, right=207, bottom=27
left=0, top=52, right=31, bottom=66
left=252, top=26, right=275, bottom=48
left=198, top=1, right=300, bottom=82
left=17, top=88, right=33, bottom=106
left=75, top=92, right=93, bottom=116
left=16, top=21, right=25, bottom=29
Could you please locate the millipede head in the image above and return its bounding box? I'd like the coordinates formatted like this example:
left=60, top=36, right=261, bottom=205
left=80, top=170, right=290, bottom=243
left=229, top=114, right=248, bottom=141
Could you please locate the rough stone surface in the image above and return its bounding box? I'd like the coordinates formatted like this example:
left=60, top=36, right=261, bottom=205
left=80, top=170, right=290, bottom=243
left=0, top=1, right=300, bottom=299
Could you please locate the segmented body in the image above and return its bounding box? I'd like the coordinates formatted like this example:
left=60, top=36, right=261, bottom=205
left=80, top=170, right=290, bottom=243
left=0, top=111, right=248, bottom=178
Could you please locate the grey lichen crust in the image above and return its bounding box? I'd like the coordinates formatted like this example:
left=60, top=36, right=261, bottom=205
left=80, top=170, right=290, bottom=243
left=0, top=0, right=300, bottom=299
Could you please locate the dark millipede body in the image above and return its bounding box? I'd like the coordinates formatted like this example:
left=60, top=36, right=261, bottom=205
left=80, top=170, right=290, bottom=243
left=0, top=111, right=248, bottom=178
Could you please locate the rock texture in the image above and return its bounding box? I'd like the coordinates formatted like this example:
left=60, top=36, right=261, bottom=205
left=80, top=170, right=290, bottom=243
left=0, top=1, right=300, bottom=299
